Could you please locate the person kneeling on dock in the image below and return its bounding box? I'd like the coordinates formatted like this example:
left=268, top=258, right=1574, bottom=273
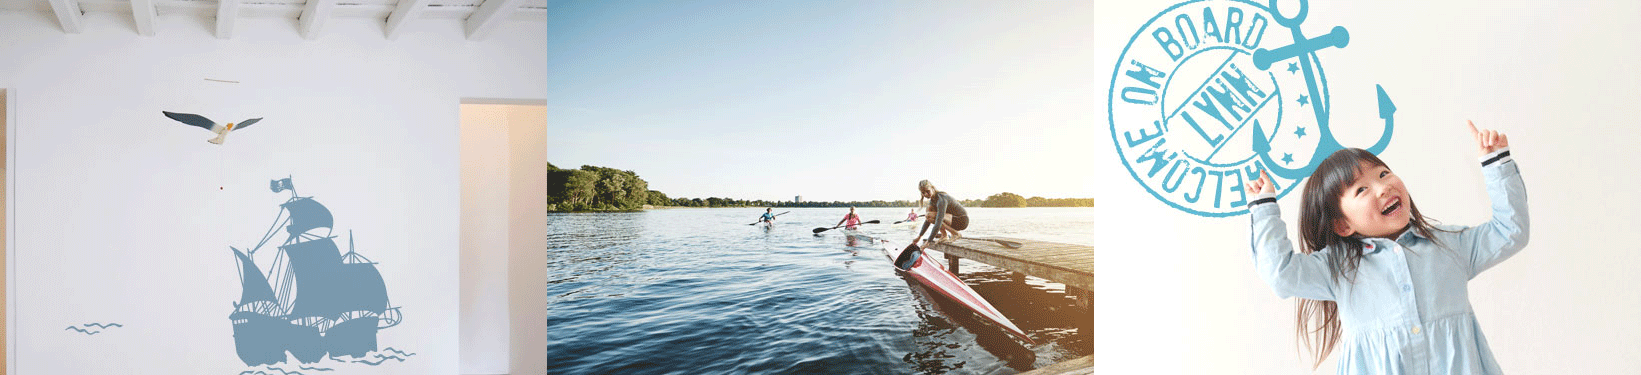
left=915, top=180, right=968, bottom=246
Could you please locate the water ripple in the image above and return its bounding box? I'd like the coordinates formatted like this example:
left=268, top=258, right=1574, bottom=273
left=550, top=208, right=1092, bottom=374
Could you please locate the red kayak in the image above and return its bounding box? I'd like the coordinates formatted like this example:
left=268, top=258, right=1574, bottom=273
left=881, top=240, right=1034, bottom=344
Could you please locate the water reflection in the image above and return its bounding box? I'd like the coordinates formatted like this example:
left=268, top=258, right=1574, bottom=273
left=549, top=207, right=1093, bottom=375
left=900, top=275, right=1038, bottom=374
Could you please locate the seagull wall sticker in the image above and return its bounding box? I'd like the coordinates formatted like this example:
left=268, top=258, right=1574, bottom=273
left=163, top=111, right=263, bottom=145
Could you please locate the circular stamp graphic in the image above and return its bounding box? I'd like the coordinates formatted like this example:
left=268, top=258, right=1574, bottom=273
left=1108, top=0, right=1330, bottom=217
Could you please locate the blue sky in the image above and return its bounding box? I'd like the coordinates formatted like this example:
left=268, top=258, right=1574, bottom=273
left=549, top=0, right=1094, bottom=202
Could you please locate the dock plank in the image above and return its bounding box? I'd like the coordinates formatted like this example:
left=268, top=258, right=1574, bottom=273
left=928, top=237, right=1093, bottom=292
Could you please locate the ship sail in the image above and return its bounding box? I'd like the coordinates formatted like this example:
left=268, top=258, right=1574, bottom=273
left=234, top=249, right=277, bottom=306
left=233, top=177, right=403, bottom=366
left=282, top=198, right=334, bottom=240
left=282, top=237, right=346, bottom=320
left=334, top=263, right=389, bottom=314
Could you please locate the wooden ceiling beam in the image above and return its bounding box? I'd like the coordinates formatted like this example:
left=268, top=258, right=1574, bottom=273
left=46, top=0, right=84, bottom=33
left=383, top=0, right=431, bottom=40
left=131, top=0, right=156, bottom=36
left=464, top=0, right=521, bottom=40
left=299, top=0, right=336, bottom=40
left=216, top=0, right=240, bottom=39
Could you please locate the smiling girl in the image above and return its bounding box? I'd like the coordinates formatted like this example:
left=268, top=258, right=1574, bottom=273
left=1245, top=121, right=1528, bottom=374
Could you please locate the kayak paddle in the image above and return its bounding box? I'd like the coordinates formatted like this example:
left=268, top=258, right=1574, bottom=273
left=747, top=211, right=790, bottom=225
left=892, top=214, right=924, bottom=225
left=812, top=220, right=881, bottom=233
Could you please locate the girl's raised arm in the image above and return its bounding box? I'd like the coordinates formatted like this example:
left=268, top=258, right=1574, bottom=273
left=1460, top=121, right=1530, bottom=278
left=1246, top=170, right=1336, bottom=301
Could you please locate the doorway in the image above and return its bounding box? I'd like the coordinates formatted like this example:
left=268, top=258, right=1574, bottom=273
left=457, top=99, right=546, bottom=375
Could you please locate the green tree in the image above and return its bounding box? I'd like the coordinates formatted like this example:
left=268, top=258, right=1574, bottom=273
left=622, top=171, right=650, bottom=209
left=567, top=165, right=651, bottom=210
left=585, top=166, right=627, bottom=207
left=982, top=192, right=1028, bottom=208
left=647, top=190, right=671, bottom=206
left=1021, top=197, right=1096, bottom=207
left=561, top=169, right=599, bottom=211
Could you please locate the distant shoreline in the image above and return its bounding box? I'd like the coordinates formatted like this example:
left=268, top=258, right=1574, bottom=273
left=553, top=161, right=1091, bottom=211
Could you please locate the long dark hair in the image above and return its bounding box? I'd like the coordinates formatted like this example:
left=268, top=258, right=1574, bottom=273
left=1293, top=148, right=1444, bottom=368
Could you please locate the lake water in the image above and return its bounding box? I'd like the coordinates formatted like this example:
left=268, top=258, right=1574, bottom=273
left=548, top=207, right=1094, bottom=374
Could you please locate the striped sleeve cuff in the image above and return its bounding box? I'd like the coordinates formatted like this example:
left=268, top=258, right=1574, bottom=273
left=1479, top=147, right=1512, bottom=167
left=1249, top=192, right=1278, bottom=207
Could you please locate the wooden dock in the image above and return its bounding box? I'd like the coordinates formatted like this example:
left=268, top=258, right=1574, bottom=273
left=927, top=237, right=1093, bottom=373
left=928, top=237, right=1094, bottom=310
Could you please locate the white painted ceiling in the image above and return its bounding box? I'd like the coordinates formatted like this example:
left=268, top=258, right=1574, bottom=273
left=0, top=0, right=546, bottom=39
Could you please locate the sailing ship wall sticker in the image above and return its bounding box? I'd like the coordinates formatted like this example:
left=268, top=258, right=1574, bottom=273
left=230, top=177, right=406, bottom=366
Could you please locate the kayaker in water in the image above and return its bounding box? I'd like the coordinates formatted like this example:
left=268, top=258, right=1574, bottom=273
left=907, top=209, right=919, bottom=222
left=758, top=208, right=777, bottom=224
left=835, top=206, right=862, bottom=230
left=915, top=180, right=968, bottom=245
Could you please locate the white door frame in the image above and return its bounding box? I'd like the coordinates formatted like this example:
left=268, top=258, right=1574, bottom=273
left=5, top=87, right=17, bottom=375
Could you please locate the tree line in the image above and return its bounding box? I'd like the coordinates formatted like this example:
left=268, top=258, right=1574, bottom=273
left=548, top=163, right=666, bottom=211
left=548, top=163, right=1092, bottom=212
left=976, top=192, right=1096, bottom=208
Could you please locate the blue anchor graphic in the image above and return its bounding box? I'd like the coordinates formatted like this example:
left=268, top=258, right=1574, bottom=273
left=1249, top=0, right=1396, bottom=180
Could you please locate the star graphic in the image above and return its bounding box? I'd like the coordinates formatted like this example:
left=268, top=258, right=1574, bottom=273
left=1287, top=62, right=1299, bottom=74
left=1297, top=94, right=1309, bottom=107
left=1295, top=127, right=1307, bottom=139
left=1282, top=153, right=1294, bottom=165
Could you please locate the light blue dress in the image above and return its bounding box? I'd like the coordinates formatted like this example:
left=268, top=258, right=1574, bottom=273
left=1248, top=148, right=1528, bottom=375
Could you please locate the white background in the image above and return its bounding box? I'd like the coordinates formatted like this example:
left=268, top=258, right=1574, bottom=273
left=1097, top=0, right=1641, bottom=373
left=0, top=11, right=543, bottom=374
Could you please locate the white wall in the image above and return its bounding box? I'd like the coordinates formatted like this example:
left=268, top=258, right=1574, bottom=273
left=459, top=105, right=511, bottom=374
left=0, top=11, right=543, bottom=374
left=1, top=88, right=9, bottom=373
left=505, top=105, right=546, bottom=375
left=1097, top=0, right=1641, bottom=373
